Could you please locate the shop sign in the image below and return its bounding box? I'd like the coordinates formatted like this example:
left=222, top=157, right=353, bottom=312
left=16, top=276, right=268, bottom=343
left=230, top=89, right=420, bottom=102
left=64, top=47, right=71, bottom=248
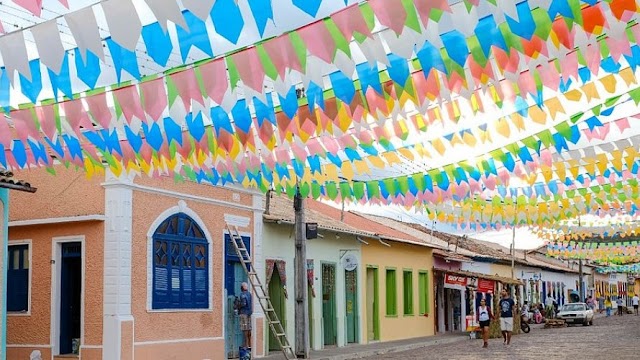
left=445, top=274, right=468, bottom=287
left=477, top=279, right=495, bottom=293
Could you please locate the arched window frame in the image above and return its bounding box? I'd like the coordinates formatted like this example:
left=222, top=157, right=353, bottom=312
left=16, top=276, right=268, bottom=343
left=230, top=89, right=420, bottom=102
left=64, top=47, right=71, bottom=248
left=147, top=202, right=212, bottom=311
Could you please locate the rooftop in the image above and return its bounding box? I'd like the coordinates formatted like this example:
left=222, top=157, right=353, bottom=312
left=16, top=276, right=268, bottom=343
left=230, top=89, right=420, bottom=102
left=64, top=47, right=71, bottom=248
left=0, top=169, right=37, bottom=193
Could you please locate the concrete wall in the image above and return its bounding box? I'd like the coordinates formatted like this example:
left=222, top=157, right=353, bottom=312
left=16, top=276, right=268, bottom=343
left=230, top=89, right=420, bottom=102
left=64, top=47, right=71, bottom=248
left=262, top=222, right=363, bottom=352
left=1, top=189, right=8, bottom=360
left=360, top=241, right=435, bottom=342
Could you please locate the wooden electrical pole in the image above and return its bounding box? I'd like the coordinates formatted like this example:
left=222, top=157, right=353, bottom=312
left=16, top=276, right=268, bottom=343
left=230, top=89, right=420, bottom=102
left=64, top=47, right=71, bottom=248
left=294, top=188, right=309, bottom=358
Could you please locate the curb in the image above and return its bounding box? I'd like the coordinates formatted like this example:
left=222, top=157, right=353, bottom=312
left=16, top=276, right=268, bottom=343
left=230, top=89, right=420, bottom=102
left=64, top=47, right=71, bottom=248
left=311, top=337, right=467, bottom=360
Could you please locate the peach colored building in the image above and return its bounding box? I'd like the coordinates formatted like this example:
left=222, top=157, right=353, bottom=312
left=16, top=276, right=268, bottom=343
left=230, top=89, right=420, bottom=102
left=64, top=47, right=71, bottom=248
left=5, top=167, right=266, bottom=360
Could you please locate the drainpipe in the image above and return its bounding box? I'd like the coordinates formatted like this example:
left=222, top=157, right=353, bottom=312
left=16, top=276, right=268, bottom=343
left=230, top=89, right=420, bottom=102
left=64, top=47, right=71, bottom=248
left=264, top=190, right=271, bottom=215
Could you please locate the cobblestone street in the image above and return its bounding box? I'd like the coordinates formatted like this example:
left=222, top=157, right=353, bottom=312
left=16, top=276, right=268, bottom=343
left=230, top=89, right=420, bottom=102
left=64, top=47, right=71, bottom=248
left=361, top=314, right=640, bottom=360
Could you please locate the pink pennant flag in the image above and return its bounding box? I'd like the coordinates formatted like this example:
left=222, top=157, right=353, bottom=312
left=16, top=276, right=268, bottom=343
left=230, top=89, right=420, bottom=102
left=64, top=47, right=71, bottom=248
left=14, top=0, right=42, bottom=16
left=0, top=19, right=5, bottom=34
left=517, top=70, right=536, bottom=98
left=616, top=117, right=630, bottom=133
left=199, top=59, right=228, bottom=104
left=62, top=100, right=93, bottom=136
left=113, top=86, right=145, bottom=124
left=86, top=92, right=113, bottom=129
left=170, top=68, right=205, bottom=112
left=0, top=115, right=13, bottom=147
left=623, top=170, right=633, bottom=181
left=498, top=169, right=510, bottom=185
left=484, top=175, right=496, bottom=190
left=262, top=152, right=275, bottom=169
left=140, top=78, right=168, bottom=122
left=538, top=64, right=560, bottom=91
left=36, top=105, right=57, bottom=139
left=298, top=21, right=336, bottom=64
left=583, top=128, right=595, bottom=141
left=12, top=109, right=39, bottom=142
left=323, top=137, right=339, bottom=154
left=231, top=47, right=266, bottom=93
left=561, top=51, right=579, bottom=81
left=263, top=34, right=302, bottom=79
left=291, top=142, right=307, bottom=161
left=585, top=44, right=600, bottom=76
left=540, top=150, right=553, bottom=167
left=607, top=36, right=631, bottom=63
left=596, top=122, right=611, bottom=140
left=414, top=0, right=451, bottom=26
left=331, top=5, right=371, bottom=41
left=59, top=0, right=69, bottom=8
left=369, top=0, right=406, bottom=35
left=306, top=138, right=325, bottom=156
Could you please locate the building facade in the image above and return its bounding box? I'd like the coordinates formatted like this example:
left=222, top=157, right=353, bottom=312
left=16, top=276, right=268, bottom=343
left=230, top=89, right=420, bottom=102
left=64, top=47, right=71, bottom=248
left=5, top=167, right=265, bottom=360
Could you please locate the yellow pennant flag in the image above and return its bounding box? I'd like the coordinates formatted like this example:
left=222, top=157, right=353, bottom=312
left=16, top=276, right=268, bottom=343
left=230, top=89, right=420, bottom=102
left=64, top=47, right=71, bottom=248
left=619, top=67, right=637, bottom=86
left=596, top=153, right=608, bottom=175
left=354, top=159, right=370, bottom=175
left=529, top=105, right=547, bottom=125
left=611, top=150, right=623, bottom=171
left=368, top=155, right=386, bottom=169
left=340, top=162, right=354, bottom=181
left=432, top=138, right=447, bottom=156
left=600, top=74, right=617, bottom=94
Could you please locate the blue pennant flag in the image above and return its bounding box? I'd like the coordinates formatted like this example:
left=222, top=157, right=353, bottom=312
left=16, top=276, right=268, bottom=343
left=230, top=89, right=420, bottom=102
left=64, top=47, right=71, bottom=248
left=75, top=48, right=101, bottom=89
left=142, top=122, right=164, bottom=151
left=505, top=2, right=535, bottom=41
left=329, top=71, right=355, bottom=104
left=306, top=82, right=324, bottom=112
left=231, top=99, right=252, bottom=133
left=503, top=152, right=516, bottom=172
left=11, top=140, right=27, bottom=168
left=475, top=15, right=507, bottom=57
left=518, top=147, right=533, bottom=164
left=578, top=67, right=591, bottom=83
left=63, top=135, right=84, bottom=161
left=186, top=112, right=205, bottom=141
left=254, top=93, right=276, bottom=126
left=356, top=62, right=382, bottom=95
left=44, top=137, right=65, bottom=158
left=600, top=56, right=621, bottom=74
left=278, top=86, right=299, bottom=119
left=387, top=54, right=410, bottom=86
left=248, top=0, right=274, bottom=37
left=552, top=133, right=569, bottom=152
left=308, top=155, right=321, bottom=174
left=177, top=11, right=214, bottom=63
left=19, top=60, right=42, bottom=103
left=417, top=42, right=447, bottom=76
left=292, top=0, right=322, bottom=17
left=0, top=68, right=10, bottom=111
left=210, top=106, right=234, bottom=136
left=548, top=0, right=574, bottom=21
left=106, top=38, right=141, bottom=83
left=441, top=30, right=469, bottom=67
left=142, top=22, right=173, bottom=67
left=163, top=118, right=184, bottom=146
left=437, top=171, right=450, bottom=191
left=48, top=53, right=73, bottom=99
left=28, top=139, right=49, bottom=165
left=585, top=116, right=603, bottom=130
left=211, top=0, right=245, bottom=45
left=124, top=126, right=143, bottom=153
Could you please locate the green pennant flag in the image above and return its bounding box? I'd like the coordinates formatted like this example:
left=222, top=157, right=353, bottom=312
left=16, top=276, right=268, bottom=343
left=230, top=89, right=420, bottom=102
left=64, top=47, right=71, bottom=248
left=532, top=8, right=552, bottom=40
left=300, top=182, right=311, bottom=198
left=312, top=182, right=321, bottom=199
left=412, top=173, right=426, bottom=192
left=468, top=36, right=488, bottom=67
left=225, top=57, right=241, bottom=90
left=554, top=122, right=573, bottom=140
left=383, top=178, right=396, bottom=196
left=325, top=182, right=338, bottom=200
left=353, top=181, right=365, bottom=200
left=366, top=181, right=380, bottom=199
left=499, top=23, right=524, bottom=53
left=401, top=0, right=422, bottom=33
left=257, top=44, right=279, bottom=80
left=397, top=176, right=409, bottom=194
left=338, top=181, right=350, bottom=198
left=285, top=183, right=297, bottom=198
left=537, top=129, right=554, bottom=148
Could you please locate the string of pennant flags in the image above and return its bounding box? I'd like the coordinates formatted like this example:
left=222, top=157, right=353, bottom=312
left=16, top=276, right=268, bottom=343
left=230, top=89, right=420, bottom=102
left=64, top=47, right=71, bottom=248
left=4, top=0, right=640, bottom=235
left=546, top=240, right=640, bottom=264
left=596, top=262, right=640, bottom=273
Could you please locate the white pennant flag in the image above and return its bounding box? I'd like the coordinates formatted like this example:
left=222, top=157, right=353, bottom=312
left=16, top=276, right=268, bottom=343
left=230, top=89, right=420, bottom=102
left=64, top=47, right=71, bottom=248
left=144, top=0, right=187, bottom=31
left=0, top=30, right=31, bottom=83
left=102, top=0, right=142, bottom=51
left=182, top=0, right=216, bottom=21
left=31, top=20, right=65, bottom=74
left=66, top=7, right=105, bottom=62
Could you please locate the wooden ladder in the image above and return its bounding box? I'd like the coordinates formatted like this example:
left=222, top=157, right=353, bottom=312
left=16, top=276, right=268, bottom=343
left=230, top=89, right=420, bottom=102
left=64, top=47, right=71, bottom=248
left=226, top=224, right=296, bottom=360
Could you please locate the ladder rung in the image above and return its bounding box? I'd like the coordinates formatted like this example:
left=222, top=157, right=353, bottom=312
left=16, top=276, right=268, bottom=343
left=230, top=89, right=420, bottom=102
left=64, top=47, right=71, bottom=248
left=275, top=333, right=286, bottom=337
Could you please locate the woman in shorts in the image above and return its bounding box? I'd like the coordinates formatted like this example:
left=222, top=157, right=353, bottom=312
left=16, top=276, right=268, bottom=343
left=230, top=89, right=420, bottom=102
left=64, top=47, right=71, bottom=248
left=477, top=298, right=494, bottom=348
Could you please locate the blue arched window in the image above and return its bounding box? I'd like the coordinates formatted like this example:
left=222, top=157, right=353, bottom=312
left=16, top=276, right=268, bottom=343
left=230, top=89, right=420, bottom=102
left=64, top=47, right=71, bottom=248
left=152, top=212, right=208, bottom=309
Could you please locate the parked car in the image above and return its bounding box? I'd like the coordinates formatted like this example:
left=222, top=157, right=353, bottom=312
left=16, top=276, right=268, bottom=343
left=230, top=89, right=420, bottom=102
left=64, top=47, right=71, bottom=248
left=556, top=303, right=594, bottom=326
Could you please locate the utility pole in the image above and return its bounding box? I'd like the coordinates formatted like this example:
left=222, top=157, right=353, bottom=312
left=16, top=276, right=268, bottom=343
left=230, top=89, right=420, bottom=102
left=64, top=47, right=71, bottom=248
left=578, top=216, right=584, bottom=302
left=511, top=198, right=516, bottom=280
left=293, top=187, right=309, bottom=358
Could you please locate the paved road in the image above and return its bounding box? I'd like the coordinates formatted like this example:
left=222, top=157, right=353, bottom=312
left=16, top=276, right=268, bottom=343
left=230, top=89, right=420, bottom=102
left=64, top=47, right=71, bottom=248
left=361, top=314, right=640, bottom=359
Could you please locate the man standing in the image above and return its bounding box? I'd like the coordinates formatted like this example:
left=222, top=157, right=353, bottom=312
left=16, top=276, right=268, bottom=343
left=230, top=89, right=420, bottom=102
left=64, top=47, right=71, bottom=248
left=545, top=293, right=556, bottom=319
left=499, top=288, right=516, bottom=346
left=616, top=296, right=624, bottom=316
left=632, top=294, right=639, bottom=316
left=237, top=282, right=253, bottom=349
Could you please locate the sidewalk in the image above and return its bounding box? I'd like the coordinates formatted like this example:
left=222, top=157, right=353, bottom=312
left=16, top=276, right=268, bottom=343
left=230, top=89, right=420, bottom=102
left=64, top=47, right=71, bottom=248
left=262, top=333, right=468, bottom=360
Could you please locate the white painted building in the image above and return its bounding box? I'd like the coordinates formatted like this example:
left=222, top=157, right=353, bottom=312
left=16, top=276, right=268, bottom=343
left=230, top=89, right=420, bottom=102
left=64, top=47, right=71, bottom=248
left=261, top=195, right=367, bottom=352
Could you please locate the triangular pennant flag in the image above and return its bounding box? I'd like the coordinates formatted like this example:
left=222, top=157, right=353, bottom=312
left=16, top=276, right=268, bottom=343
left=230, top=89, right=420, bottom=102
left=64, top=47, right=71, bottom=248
left=65, top=7, right=105, bottom=62
left=298, top=21, right=337, bottom=64
left=232, top=47, right=266, bottom=93
left=37, top=104, right=58, bottom=140
left=182, top=0, right=216, bottom=20
left=0, top=30, right=31, bottom=83
left=102, top=0, right=142, bottom=51
left=141, top=22, right=173, bottom=67
left=31, top=20, right=65, bottom=74
left=143, top=0, right=187, bottom=31
left=170, top=68, right=205, bottom=112
left=86, top=92, right=114, bottom=129
left=177, top=11, right=214, bottom=63
left=199, top=59, right=228, bottom=105
left=106, top=38, right=141, bottom=83
left=12, top=109, right=39, bottom=142
left=211, top=0, right=245, bottom=44
left=14, top=0, right=42, bottom=16
left=263, top=34, right=302, bottom=79
left=369, top=0, right=407, bottom=36
left=248, top=0, right=274, bottom=37
left=331, top=4, right=372, bottom=40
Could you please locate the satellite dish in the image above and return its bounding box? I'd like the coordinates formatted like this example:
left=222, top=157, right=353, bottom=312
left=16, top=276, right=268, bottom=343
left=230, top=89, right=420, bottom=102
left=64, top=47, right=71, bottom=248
left=341, top=253, right=358, bottom=271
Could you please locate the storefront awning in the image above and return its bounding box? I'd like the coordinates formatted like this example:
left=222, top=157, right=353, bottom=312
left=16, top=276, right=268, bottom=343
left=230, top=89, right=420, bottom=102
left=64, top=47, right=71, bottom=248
left=439, top=269, right=523, bottom=286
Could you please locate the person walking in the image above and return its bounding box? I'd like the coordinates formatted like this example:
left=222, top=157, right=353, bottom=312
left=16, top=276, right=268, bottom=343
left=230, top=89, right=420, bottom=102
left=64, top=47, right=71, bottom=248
left=632, top=294, right=639, bottom=315
left=236, top=282, right=253, bottom=349
left=499, top=288, right=516, bottom=346
left=477, top=298, right=494, bottom=348
left=605, top=297, right=612, bottom=317
left=616, top=296, right=624, bottom=316
left=545, top=293, right=556, bottom=319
